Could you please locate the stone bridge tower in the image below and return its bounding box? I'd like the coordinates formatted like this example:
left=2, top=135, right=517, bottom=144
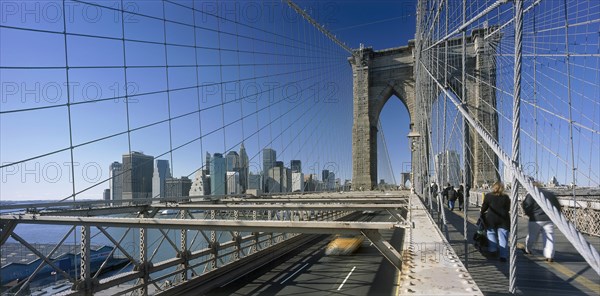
left=350, top=29, right=500, bottom=190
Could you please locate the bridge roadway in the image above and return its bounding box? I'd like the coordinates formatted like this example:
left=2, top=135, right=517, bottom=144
left=206, top=210, right=404, bottom=296
left=202, top=194, right=483, bottom=296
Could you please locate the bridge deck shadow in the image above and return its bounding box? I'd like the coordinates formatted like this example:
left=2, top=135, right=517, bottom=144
left=433, top=199, right=600, bottom=295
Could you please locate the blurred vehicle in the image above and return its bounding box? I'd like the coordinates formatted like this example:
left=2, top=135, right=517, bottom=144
left=325, top=234, right=364, bottom=255
left=160, top=209, right=178, bottom=215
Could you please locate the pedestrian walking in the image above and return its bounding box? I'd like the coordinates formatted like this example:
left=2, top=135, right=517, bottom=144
left=522, top=183, right=562, bottom=262
left=480, top=182, right=510, bottom=262
left=443, top=183, right=457, bottom=210
left=457, top=185, right=465, bottom=211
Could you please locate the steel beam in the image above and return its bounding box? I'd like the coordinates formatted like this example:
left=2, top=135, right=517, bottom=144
left=1, top=194, right=409, bottom=212
left=386, top=209, right=409, bottom=225
left=0, top=220, right=16, bottom=245
left=1, top=214, right=405, bottom=234
left=157, top=204, right=405, bottom=211
left=361, top=229, right=403, bottom=270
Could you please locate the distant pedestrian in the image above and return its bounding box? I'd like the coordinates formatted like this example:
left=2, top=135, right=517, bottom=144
left=457, top=185, right=465, bottom=211
left=522, top=183, right=562, bottom=262
left=430, top=182, right=438, bottom=198
left=480, top=182, right=510, bottom=262
left=466, top=184, right=471, bottom=200
left=442, top=183, right=457, bottom=210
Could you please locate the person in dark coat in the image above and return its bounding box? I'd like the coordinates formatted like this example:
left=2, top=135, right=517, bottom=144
left=522, top=183, right=562, bottom=262
left=430, top=182, right=438, bottom=198
left=480, top=182, right=511, bottom=262
left=457, top=185, right=465, bottom=211
left=442, top=183, right=456, bottom=209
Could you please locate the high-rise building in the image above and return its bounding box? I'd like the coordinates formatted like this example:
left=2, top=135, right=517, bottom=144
left=239, top=143, right=249, bottom=193
left=210, top=153, right=226, bottom=196
left=292, top=172, right=304, bottom=192
left=267, top=166, right=283, bottom=193
left=164, top=176, right=192, bottom=200
left=282, top=167, right=292, bottom=193
left=109, top=161, right=123, bottom=200
left=322, top=169, right=330, bottom=183
left=122, top=152, right=154, bottom=199
left=304, top=174, right=317, bottom=191
left=226, top=151, right=240, bottom=172
left=262, top=148, right=276, bottom=190
left=103, top=189, right=111, bottom=201
left=152, top=159, right=171, bottom=198
left=327, top=171, right=336, bottom=190
left=189, top=170, right=210, bottom=196
left=226, top=171, right=241, bottom=194
left=267, top=164, right=292, bottom=193
left=204, top=152, right=211, bottom=175
left=248, top=172, right=261, bottom=190
left=290, top=160, right=301, bottom=173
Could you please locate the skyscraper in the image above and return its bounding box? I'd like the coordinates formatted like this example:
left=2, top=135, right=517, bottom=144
left=267, top=166, right=283, bottom=193
left=322, top=169, right=330, bottom=183
left=226, top=171, right=241, bottom=194
left=292, top=172, right=304, bottom=192
left=291, top=160, right=302, bottom=173
left=248, top=172, right=261, bottom=190
left=204, top=152, right=211, bottom=175
left=226, top=151, right=240, bottom=172
left=304, top=174, right=317, bottom=191
left=152, top=159, right=171, bottom=198
left=210, top=153, right=226, bottom=196
left=262, top=147, right=276, bottom=174
left=282, top=167, right=292, bottom=193
left=327, top=171, right=336, bottom=190
left=103, top=188, right=111, bottom=201
left=239, top=143, right=249, bottom=193
left=109, top=161, right=123, bottom=200
left=189, top=170, right=210, bottom=196
left=164, top=176, right=192, bottom=200
left=122, top=152, right=154, bottom=199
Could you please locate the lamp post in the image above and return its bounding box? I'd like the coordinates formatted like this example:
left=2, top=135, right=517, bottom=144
left=407, top=131, right=421, bottom=193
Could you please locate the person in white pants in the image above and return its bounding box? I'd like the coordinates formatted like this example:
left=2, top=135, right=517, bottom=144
left=521, top=184, right=562, bottom=262
left=526, top=220, right=555, bottom=259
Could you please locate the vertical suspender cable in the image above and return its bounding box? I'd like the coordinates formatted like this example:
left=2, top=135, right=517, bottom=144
left=563, top=0, right=578, bottom=227
left=509, top=0, right=523, bottom=293
left=533, top=10, right=538, bottom=181
left=162, top=0, right=175, bottom=184
left=61, top=0, right=79, bottom=280
left=461, top=0, right=469, bottom=251
left=192, top=0, right=205, bottom=176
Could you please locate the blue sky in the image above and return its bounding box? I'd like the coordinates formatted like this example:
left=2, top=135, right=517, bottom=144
left=1, top=4, right=598, bottom=267
left=0, top=0, right=417, bottom=200
left=4, top=1, right=594, bottom=201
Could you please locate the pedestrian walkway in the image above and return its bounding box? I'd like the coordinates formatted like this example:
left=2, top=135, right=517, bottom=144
left=430, top=199, right=600, bottom=295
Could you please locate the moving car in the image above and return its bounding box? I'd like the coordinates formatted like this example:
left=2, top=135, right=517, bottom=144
left=324, top=234, right=364, bottom=255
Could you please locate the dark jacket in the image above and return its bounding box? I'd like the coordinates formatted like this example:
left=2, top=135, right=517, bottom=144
left=481, top=193, right=511, bottom=229
left=457, top=187, right=465, bottom=203
left=522, top=190, right=561, bottom=222
left=442, top=186, right=457, bottom=201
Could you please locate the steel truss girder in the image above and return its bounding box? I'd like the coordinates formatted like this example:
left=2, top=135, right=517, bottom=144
left=0, top=220, right=16, bottom=245
left=1, top=214, right=405, bottom=234
left=157, top=203, right=406, bottom=211
left=361, top=229, right=403, bottom=270
left=42, top=203, right=407, bottom=217
left=0, top=194, right=409, bottom=212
